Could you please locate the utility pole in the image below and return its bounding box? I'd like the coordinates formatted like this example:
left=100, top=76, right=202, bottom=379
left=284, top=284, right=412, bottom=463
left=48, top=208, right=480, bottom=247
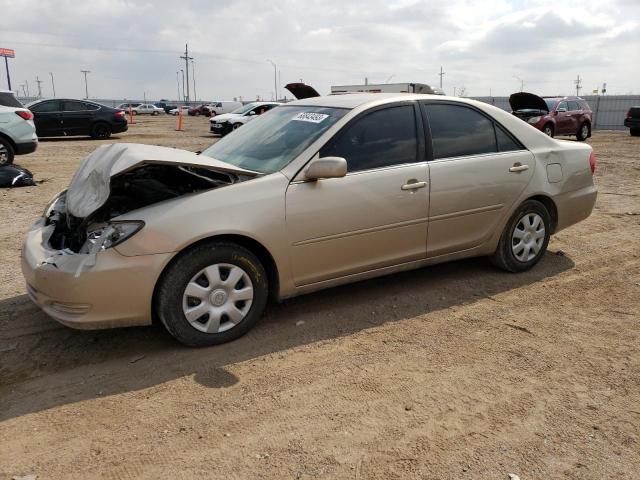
left=20, top=84, right=25, bottom=97
left=574, top=74, right=582, bottom=96
left=80, top=70, right=90, bottom=99
left=49, top=72, right=56, bottom=97
left=176, top=71, right=180, bottom=101
left=266, top=59, right=277, bottom=101
left=438, top=66, right=445, bottom=89
left=191, top=59, right=197, bottom=102
left=179, top=44, right=193, bottom=102
left=513, top=74, right=524, bottom=92
left=25, top=79, right=30, bottom=97
left=35, top=76, right=43, bottom=98
left=180, top=69, right=185, bottom=101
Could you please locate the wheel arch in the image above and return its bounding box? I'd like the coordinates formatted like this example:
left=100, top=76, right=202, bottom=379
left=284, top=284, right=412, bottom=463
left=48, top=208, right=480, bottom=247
left=526, top=194, right=558, bottom=234
left=0, top=131, right=17, bottom=150
left=152, top=234, right=281, bottom=322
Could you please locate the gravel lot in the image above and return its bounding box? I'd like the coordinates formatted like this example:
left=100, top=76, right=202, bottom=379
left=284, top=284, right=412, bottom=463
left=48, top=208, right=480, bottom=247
left=1, top=116, right=639, bottom=479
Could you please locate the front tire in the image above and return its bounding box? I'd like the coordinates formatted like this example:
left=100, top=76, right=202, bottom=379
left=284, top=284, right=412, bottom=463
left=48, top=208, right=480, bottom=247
left=156, top=242, right=268, bottom=347
left=577, top=122, right=590, bottom=141
left=0, top=137, right=15, bottom=166
left=630, top=128, right=640, bottom=137
left=490, top=200, right=551, bottom=273
left=232, top=122, right=242, bottom=131
left=543, top=123, right=554, bottom=137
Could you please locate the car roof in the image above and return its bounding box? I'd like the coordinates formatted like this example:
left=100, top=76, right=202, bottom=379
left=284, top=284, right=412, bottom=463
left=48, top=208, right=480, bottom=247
left=285, top=93, right=486, bottom=110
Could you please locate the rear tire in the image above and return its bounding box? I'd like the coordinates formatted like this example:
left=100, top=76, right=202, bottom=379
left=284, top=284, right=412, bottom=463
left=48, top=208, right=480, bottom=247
left=631, top=128, right=640, bottom=137
left=0, top=137, right=14, bottom=166
left=490, top=200, right=551, bottom=273
left=156, top=242, right=268, bottom=347
left=90, top=122, right=112, bottom=140
left=543, top=123, right=554, bottom=137
left=577, top=122, right=590, bottom=141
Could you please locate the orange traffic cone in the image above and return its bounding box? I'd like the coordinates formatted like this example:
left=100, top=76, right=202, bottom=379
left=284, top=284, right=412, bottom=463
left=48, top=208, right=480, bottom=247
left=176, top=106, right=184, bottom=131
left=129, top=105, right=134, bottom=125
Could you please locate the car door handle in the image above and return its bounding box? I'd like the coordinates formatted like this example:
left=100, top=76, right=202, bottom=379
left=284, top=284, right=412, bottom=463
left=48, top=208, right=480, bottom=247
left=401, top=181, right=427, bottom=191
left=509, top=164, right=529, bottom=173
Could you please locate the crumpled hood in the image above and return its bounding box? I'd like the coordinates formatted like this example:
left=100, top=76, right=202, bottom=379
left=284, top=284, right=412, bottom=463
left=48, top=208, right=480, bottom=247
left=509, top=92, right=549, bottom=113
left=66, top=143, right=256, bottom=218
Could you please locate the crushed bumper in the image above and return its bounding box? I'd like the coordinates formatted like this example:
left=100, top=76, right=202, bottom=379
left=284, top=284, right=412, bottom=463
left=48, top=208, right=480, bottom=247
left=21, top=219, right=172, bottom=330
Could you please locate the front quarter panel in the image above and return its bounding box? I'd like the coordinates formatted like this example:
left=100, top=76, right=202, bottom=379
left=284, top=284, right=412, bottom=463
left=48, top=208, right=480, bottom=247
left=114, top=172, right=293, bottom=293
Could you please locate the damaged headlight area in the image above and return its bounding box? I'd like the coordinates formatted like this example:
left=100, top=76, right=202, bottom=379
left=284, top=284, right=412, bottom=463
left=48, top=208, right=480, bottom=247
left=79, top=221, right=144, bottom=253
left=527, top=116, right=542, bottom=124
left=44, top=163, right=241, bottom=253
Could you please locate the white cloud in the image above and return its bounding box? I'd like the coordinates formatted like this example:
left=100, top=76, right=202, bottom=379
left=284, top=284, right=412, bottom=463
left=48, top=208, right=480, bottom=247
left=0, top=0, right=638, bottom=100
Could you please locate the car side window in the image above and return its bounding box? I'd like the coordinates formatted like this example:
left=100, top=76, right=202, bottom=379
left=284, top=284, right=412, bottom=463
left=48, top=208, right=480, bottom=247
left=320, top=105, right=417, bottom=173
left=63, top=101, right=86, bottom=111
left=83, top=102, right=99, bottom=111
left=495, top=125, right=522, bottom=152
left=425, top=104, right=496, bottom=159
left=557, top=101, right=568, bottom=111
left=30, top=100, right=61, bottom=112
left=567, top=101, right=580, bottom=111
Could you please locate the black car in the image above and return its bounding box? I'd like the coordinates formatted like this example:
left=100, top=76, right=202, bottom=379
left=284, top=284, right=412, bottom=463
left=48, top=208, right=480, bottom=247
left=27, top=99, right=128, bottom=139
left=624, top=107, right=640, bottom=136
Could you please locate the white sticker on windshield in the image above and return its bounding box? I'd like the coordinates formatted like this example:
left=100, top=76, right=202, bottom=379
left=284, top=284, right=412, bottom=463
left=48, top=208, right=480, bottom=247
left=292, top=112, right=329, bottom=123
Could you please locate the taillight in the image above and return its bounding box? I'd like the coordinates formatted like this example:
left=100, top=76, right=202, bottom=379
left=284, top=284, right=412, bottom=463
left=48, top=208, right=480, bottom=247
left=115, top=110, right=126, bottom=119
left=589, top=150, right=596, bottom=175
left=626, top=109, right=631, bottom=119
left=15, top=110, right=33, bottom=120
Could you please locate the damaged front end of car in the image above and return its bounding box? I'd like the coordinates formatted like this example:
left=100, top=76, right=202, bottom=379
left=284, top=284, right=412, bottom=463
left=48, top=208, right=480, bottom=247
left=509, top=92, right=550, bottom=125
left=39, top=143, right=259, bottom=268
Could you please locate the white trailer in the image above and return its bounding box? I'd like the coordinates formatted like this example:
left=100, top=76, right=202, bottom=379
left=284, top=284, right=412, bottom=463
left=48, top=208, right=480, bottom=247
left=331, top=83, right=444, bottom=95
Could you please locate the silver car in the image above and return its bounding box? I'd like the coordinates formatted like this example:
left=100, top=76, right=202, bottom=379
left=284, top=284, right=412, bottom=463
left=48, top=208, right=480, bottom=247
left=22, top=94, right=597, bottom=346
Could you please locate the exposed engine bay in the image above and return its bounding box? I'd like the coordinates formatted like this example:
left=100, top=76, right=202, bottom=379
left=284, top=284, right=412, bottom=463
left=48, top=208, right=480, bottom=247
left=45, top=164, right=240, bottom=253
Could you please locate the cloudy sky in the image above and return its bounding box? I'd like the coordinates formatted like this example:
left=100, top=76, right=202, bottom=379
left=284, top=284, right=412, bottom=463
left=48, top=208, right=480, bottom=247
left=1, top=0, right=638, bottom=101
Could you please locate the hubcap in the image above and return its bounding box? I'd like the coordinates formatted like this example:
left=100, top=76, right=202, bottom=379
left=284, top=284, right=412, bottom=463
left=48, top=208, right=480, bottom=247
left=512, top=213, right=545, bottom=262
left=545, top=127, right=552, bottom=136
left=182, top=263, right=254, bottom=334
left=582, top=125, right=588, bottom=137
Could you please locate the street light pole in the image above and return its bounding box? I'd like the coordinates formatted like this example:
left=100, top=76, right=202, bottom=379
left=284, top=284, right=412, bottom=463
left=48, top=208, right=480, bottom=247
left=81, top=70, right=90, bottom=99
left=191, top=59, right=197, bottom=102
left=49, top=72, right=56, bottom=97
left=266, top=59, right=277, bottom=100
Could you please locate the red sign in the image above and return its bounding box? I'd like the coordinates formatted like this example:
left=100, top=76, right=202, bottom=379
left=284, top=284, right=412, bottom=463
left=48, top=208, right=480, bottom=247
left=0, top=48, right=15, bottom=58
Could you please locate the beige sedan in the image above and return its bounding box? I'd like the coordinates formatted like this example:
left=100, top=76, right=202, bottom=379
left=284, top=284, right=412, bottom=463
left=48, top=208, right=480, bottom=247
left=22, top=94, right=597, bottom=346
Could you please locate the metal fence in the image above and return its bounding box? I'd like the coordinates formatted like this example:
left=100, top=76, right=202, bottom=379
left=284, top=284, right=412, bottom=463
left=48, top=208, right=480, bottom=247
left=471, top=95, right=640, bottom=131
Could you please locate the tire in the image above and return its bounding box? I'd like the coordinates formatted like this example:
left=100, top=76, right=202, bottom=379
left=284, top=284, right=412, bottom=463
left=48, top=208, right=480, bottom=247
left=631, top=128, right=640, bottom=137
left=489, top=199, right=551, bottom=273
left=132, top=110, right=137, bottom=115
left=0, top=137, right=15, bottom=166
left=577, top=122, right=590, bottom=141
left=90, top=122, right=112, bottom=140
left=153, top=111, right=159, bottom=116
left=155, top=242, right=268, bottom=347
left=542, top=123, right=554, bottom=137
left=232, top=122, right=242, bottom=130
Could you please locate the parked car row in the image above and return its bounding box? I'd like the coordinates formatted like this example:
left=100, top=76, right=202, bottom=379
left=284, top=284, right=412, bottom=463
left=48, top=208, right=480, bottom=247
left=116, top=103, right=164, bottom=115
left=209, top=101, right=280, bottom=135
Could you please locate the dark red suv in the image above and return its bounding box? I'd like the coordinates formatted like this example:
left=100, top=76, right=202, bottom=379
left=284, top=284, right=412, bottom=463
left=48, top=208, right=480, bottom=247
left=509, top=92, right=593, bottom=141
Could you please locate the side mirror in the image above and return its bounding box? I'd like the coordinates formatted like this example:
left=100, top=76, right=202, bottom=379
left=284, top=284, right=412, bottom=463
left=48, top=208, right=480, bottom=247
left=248, top=111, right=256, bottom=116
left=305, top=156, right=347, bottom=180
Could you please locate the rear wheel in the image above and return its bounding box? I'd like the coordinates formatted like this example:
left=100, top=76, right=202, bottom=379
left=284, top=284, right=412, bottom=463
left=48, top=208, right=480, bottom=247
left=490, top=199, right=551, bottom=272
left=156, top=242, right=268, bottom=347
left=577, top=122, right=590, bottom=141
left=0, top=137, right=14, bottom=166
left=543, top=123, right=554, bottom=137
left=90, top=122, right=112, bottom=140
left=630, top=128, right=640, bottom=137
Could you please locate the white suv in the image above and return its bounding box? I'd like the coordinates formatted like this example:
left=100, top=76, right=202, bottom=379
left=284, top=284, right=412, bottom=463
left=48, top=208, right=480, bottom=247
left=0, top=90, right=38, bottom=165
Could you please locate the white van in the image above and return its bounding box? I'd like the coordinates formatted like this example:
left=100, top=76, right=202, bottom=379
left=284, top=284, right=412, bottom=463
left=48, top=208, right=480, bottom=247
left=207, top=101, right=243, bottom=116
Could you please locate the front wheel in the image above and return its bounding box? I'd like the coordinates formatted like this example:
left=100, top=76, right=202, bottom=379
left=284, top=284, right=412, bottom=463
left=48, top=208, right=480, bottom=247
left=90, top=122, right=112, bottom=139
left=543, top=123, right=554, bottom=137
left=156, top=242, right=268, bottom=347
left=232, top=122, right=242, bottom=130
left=577, top=122, right=590, bottom=141
left=490, top=200, right=551, bottom=273
left=153, top=111, right=159, bottom=116
left=630, top=128, right=640, bottom=137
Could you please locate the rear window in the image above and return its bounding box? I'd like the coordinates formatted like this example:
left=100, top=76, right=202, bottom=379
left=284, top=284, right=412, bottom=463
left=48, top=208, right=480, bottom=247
left=0, top=91, right=23, bottom=108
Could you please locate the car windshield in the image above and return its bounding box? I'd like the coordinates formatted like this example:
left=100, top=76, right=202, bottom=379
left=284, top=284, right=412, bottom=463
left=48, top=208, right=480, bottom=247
left=545, top=99, right=560, bottom=110
left=230, top=103, right=261, bottom=115
left=0, top=92, right=23, bottom=108
left=201, top=105, right=349, bottom=173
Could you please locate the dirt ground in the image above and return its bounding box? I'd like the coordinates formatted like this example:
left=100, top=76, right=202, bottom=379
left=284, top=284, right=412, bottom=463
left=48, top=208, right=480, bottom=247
left=0, top=116, right=639, bottom=479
